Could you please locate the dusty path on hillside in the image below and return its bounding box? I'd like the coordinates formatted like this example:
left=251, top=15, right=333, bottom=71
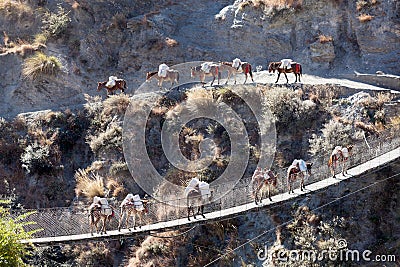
left=220, top=70, right=399, bottom=93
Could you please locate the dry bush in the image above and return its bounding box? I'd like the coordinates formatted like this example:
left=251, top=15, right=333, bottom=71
left=106, top=179, right=126, bottom=198
left=75, top=169, right=105, bottom=199
left=376, top=92, right=392, bottom=109
left=358, top=14, right=374, bottom=22
left=354, top=121, right=379, bottom=136
left=318, top=34, right=333, bottom=43
left=128, top=233, right=179, bottom=267
left=165, top=37, right=178, bottom=47
left=72, top=242, right=113, bottom=267
left=87, top=123, right=122, bottom=155
left=309, top=119, right=353, bottom=155
left=264, top=87, right=318, bottom=131
left=102, top=94, right=131, bottom=117
left=22, top=52, right=62, bottom=80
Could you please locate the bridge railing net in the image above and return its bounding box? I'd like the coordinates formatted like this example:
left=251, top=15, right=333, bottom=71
left=10, top=133, right=400, bottom=238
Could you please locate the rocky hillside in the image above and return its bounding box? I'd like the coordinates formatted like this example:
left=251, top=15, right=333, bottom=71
left=0, top=0, right=399, bottom=266
left=0, top=0, right=399, bottom=116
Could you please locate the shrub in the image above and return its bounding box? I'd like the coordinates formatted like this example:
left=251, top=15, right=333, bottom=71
left=109, top=161, right=129, bottom=176
left=22, top=52, right=62, bottom=80
left=0, top=203, right=38, bottom=267
left=102, top=94, right=131, bottom=117
left=20, top=142, right=52, bottom=174
left=41, top=4, right=71, bottom=37
left=264, top=87, right=318, bottom=131
left=309, top=120, right=353, bottom=155
left=358, top=14, right=373, bottom=22
left=87, top=123, right=123, bottom=155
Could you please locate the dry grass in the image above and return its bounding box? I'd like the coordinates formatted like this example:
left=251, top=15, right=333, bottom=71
left=22, top=52, right=62, bottom=79
left=102, top=94, right=131, bottom=116
left=318, top=34, right=333, bottom=43
left=75, top=169, right=105, bottom=199
left=358, top=14, right=374, bottom=22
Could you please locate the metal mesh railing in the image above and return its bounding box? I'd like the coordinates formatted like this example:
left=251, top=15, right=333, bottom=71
left=10, top=133, right=400, bottom=239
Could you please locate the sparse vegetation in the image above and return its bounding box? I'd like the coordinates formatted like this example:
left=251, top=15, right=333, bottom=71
left=41, top=4, right=71, bottom=37
left=22, top=52, right=62, bottom=79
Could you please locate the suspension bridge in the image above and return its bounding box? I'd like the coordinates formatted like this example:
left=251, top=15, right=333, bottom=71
left=12, top=134, right=400, bottom=246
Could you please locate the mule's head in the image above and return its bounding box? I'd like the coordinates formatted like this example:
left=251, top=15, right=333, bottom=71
left=145, top=72, right=152, bottom=81
left=268, top=63, right=275, bottom=73
left=347, top=145, right=354, bottom=155
left=190, top=66, right=196, bottom=77
left=97, top=82, right=103, bottom=91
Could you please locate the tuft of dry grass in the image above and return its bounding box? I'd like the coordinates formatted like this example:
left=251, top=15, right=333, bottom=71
left=358, top=14, right=374, bottom=22
left=22, top=52, right=62, bottom=80
left=74, top=169, right=105, bottom=199
left=318, top=34, right=333, bottom=43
